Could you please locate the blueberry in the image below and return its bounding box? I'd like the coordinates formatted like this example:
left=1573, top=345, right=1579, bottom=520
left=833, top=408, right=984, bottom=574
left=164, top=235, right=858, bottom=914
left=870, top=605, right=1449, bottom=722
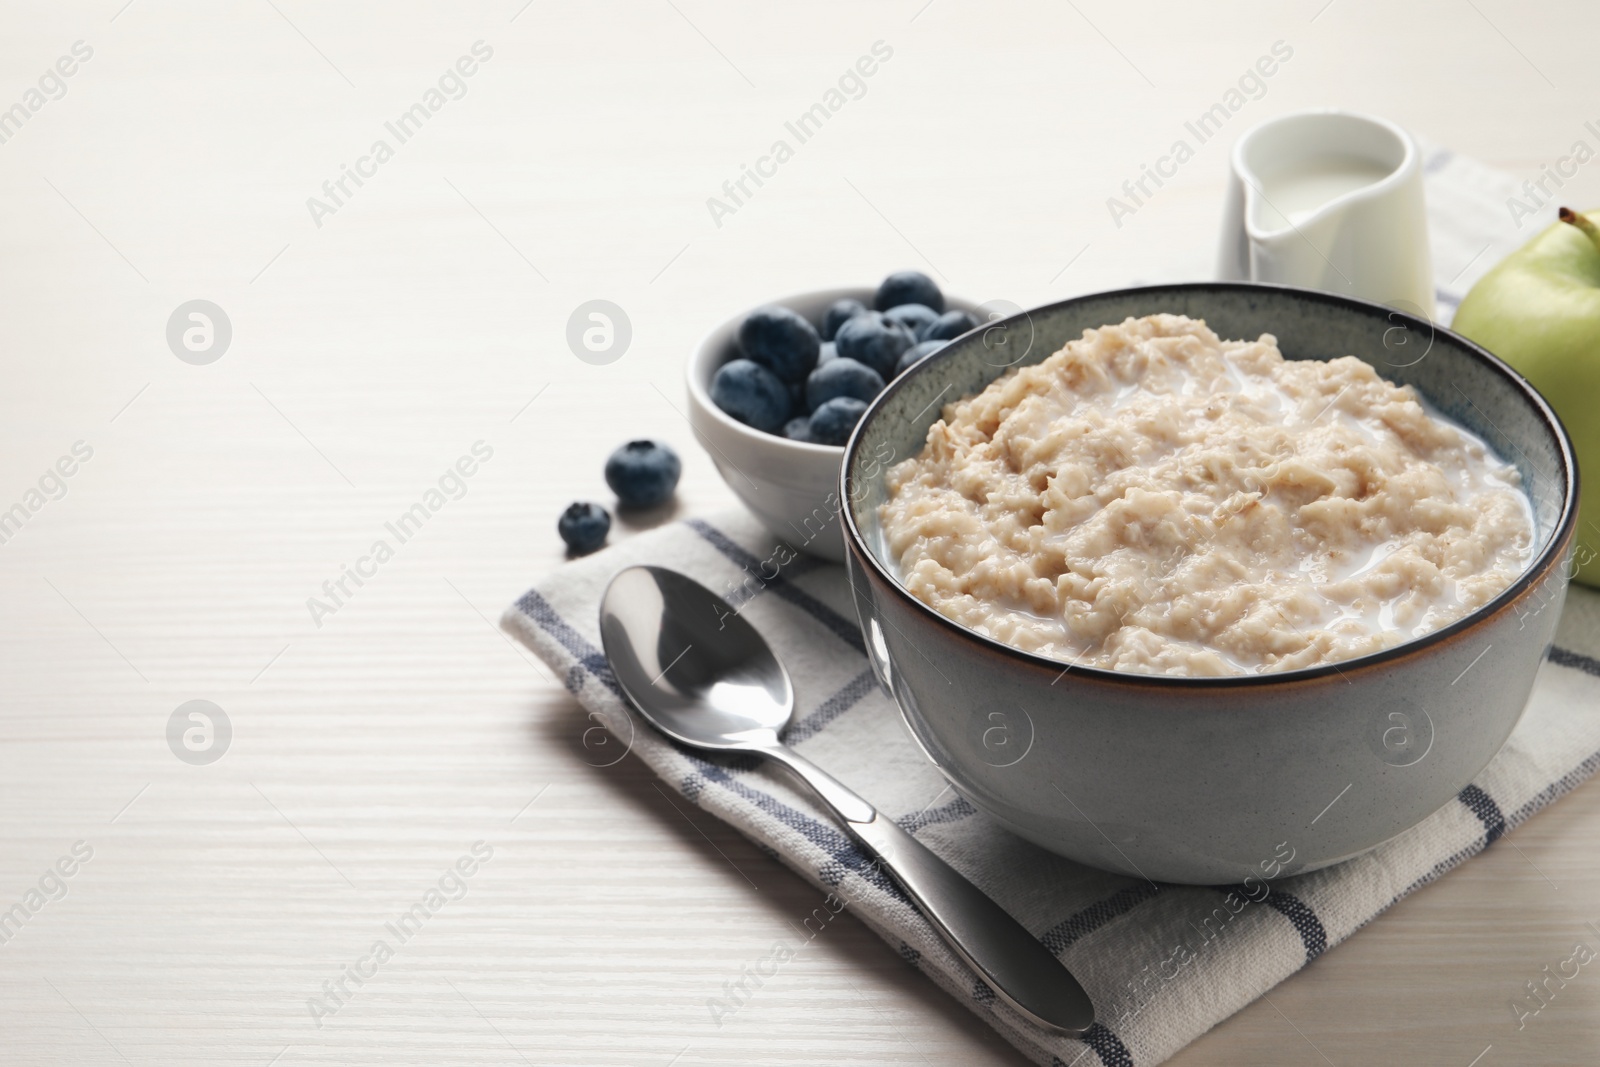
left=558, top=502, right=610, bottom=554
left=884, top=303, right=939, bottom=338
left=822, top=298, right=868, bottom=341
left=604, top=439, right=682, bottom=509
left=710, top=358, right=791, bottom=433
left=817, top=341, right=838, bottom=365
left=834, top=312, right=916, bottom=380
left=922, top=308, right=979, bottom=341
left=896, top=339, right=946, bottom=377
left=806, top=357, right=885, bottom=411
left=809, top=397, right=870, bottom=446
left=738, top=305, right=820, bottom=383
left=874, top=271, right=943, bottom=313
left=783, top=416, right=816, bottom=443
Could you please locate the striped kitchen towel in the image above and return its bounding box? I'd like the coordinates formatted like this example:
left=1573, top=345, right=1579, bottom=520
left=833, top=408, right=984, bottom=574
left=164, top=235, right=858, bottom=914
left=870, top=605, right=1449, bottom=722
left=502, top=152, right=1600, bottom=1065
left=503, top=511, right=1600, bottom=1067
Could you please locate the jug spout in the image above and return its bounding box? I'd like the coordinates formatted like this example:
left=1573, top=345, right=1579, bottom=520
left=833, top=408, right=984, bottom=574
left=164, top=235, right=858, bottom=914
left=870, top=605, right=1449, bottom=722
left=1216, top=109, right=1434, bottom=318
left=1242, top=154, right=1398, bottom=237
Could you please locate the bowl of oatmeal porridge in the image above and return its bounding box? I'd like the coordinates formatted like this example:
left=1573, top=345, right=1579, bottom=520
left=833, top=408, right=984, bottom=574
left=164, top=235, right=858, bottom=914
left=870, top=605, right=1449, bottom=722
left=840, top=283, right=1577, bottom=884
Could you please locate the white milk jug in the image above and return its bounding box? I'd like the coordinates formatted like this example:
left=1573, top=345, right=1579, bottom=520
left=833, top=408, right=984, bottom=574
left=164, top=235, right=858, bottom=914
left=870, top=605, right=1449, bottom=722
left=1217, top=109, right=1434, bottom=318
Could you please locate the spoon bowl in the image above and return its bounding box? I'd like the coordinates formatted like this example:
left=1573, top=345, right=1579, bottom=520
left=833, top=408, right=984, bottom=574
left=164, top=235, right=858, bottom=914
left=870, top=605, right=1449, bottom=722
left=601, top=565, right=793, bottom=750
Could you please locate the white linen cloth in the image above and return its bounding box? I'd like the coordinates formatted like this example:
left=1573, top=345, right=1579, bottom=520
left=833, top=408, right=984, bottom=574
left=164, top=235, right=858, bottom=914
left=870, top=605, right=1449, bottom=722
left=502, top=151, right=1600, bottom=1066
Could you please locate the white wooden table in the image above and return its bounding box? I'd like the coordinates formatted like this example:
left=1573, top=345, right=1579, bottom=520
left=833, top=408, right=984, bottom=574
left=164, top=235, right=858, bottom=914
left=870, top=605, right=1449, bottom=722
left=3, top=2, right=1599, bottom=1063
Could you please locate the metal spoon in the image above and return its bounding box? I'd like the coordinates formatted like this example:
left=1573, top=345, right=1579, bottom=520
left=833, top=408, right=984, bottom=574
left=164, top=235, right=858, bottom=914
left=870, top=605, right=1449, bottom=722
left=599, top=565, right=1095, bottom=1036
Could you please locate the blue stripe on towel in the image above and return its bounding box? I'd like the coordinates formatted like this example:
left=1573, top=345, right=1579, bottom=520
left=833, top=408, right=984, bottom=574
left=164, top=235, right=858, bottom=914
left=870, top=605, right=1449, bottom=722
left=1080, top=1022, right=1136, bottom=1067
left=785, top=669, right=879, bottom=745
left=1039, top=883, right=1166, bottom=956
left=1457, top=782, right=1506, bottom=844
left=516, top=588, right=624, bottom=698
left=687, top=519, right=866, bottom=654
left=1550, top=645, right=1600, bottom=678
left=900, top=794, right=979, bottom=835
left=683, top=761, right=894, bottom=897
left=684, top=519, right=827, bottom=584
left=684, top=757, right=864, bottom=865
left=1512, top=745, right=1600, bottom=826
left=681, top=759, right=906, bottom=911
left=1258, top=888, right=1328, bottom=961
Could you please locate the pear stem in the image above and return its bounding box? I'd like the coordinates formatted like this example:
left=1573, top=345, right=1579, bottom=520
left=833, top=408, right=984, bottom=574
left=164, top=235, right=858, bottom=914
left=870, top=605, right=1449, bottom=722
left=1559, top=206, right=1600, bottom=251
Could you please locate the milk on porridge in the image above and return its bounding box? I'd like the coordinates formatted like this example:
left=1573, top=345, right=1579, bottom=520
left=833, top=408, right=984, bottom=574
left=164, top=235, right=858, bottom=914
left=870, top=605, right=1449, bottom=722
left=879, top=314, right=1535, bottom=676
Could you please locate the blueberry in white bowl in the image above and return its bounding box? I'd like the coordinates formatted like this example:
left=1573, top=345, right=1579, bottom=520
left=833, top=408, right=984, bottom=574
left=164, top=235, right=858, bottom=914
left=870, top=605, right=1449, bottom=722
left=806, top=358, right=885, bottom=411
left=738, top=305, right=820, bottom=383
left=709, top=358, right=791, bottom=433
left=923, top=308, right=980, bottom=341
left=809, top=396, right=869, bottom=445
left=883, top=303, right=939, bottom=338
left=822, top=298, right=867, bottom=341
left=835, top=312, right=917, bottom=380
left=874, top=270, right=943, bottom=313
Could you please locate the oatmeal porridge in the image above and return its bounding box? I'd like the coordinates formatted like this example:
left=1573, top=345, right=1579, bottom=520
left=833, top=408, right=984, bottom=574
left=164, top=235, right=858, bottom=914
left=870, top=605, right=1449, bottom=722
left=878, top=314, right=1536, bottom=676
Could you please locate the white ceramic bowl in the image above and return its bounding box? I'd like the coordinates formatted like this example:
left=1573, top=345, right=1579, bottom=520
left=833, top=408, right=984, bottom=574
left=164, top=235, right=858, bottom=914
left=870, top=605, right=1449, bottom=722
left=686, top=286, right=981, bottom=561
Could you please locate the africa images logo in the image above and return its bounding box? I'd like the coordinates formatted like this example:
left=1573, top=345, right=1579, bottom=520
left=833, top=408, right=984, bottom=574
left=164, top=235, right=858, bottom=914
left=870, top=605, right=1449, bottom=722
left=167, top=700, right=232, bottom=766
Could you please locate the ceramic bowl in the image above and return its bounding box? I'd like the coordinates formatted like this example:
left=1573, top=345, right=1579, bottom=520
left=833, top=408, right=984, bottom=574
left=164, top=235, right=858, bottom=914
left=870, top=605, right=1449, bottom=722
left=687, top=287, right=982, bottom=562
left=841, top=282, right=1578, bottom=885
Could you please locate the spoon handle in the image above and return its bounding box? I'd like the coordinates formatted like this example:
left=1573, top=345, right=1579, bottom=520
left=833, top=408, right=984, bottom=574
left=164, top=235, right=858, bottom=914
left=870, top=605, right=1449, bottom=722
left=759, top=744, right=1095, bottom=1036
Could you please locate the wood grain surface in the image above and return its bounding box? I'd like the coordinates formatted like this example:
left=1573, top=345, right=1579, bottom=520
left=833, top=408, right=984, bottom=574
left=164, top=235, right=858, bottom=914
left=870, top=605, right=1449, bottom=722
left=1, top=2, right=1599, bottom=1064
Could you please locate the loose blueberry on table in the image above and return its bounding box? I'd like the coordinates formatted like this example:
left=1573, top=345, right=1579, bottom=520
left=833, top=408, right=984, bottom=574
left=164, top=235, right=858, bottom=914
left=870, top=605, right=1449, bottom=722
left=558, top=502, right=611, bottom=554
left=604, top=439, right=682, bottom=509
left=708, top=270, right=948, bottom=445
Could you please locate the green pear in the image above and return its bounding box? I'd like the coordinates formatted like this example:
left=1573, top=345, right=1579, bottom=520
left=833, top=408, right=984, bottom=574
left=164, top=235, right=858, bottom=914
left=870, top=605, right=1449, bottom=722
left=1453, top=207, right=1600, bottom=586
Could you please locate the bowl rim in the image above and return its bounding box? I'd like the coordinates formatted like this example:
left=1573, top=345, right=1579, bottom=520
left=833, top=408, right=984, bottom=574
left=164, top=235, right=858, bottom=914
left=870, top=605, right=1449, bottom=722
left=839, top=280, right=1581, bottom=690
left=685, top=285, right=985, bottom=458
